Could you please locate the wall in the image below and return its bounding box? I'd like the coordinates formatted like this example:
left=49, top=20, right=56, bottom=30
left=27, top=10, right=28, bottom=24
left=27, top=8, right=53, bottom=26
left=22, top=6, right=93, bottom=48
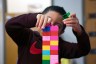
left=0, top=0, right=4, bottom=64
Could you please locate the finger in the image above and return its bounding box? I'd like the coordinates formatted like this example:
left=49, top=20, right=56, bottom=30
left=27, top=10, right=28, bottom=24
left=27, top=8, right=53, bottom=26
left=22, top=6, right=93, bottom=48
left=36, top=14, right=42, bottom=27
left=64, top=20, right=76, bottom=24
left=38, top=15, right=45, bottom=28
left=66, top=24, right=73, bottom=27
left=47, top=17, right=52, bottom=23
left=63, top=17, right=74, bottom=21
left=69, top=13, right=76, bottom=18
left=41, top=16, right=48, bottom=29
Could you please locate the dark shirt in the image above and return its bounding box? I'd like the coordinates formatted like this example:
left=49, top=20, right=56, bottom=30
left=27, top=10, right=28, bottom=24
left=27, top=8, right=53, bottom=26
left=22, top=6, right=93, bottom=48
left=5, top=13, right=90, bottom=64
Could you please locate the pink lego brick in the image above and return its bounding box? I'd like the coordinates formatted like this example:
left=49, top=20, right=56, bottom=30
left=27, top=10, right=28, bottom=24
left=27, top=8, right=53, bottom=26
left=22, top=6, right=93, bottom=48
left=50, top=55, right=58, bottom=64
left=50, top=36, right=58, bottom=40
left=50, top=46, right=58, bottom=50
left=43, top=36, right=50, bottom=41
left=50, top=55, right=58, bottom=60
left=51, top=25, right=58, bottom=31
left=50, top=59, right=58, bottom=64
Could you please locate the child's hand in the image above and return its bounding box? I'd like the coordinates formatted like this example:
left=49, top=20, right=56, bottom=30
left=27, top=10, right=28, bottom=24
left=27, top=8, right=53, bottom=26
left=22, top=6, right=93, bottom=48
left=36, top=14, right=52, bottom=29
left=63, top=13, right=82, bottom=35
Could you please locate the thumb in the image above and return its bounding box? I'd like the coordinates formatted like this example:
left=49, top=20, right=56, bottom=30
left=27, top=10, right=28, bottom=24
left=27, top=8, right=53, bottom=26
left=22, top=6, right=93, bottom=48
left=69, top=13, right=76, bottom=18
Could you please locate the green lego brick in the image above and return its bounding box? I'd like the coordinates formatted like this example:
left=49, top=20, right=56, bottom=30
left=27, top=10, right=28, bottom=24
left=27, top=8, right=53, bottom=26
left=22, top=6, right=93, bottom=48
left=42, top=60, right=50, bottom=64
left=42, top=55, right=50, bottom=60
left=62, top=12, right=70, bottom=19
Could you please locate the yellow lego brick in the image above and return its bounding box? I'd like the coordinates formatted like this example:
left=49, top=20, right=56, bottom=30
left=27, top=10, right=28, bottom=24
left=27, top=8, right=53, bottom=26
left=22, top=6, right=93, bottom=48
left=50, top=41, right=58, bottom=45
left=43, top=46, right=50, bottom=50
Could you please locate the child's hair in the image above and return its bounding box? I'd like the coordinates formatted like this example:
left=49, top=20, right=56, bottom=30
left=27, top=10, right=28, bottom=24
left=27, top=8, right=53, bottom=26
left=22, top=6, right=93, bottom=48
left=42, top=6, right=66, bottom=15
left=42, top=6, right=66, bottom=31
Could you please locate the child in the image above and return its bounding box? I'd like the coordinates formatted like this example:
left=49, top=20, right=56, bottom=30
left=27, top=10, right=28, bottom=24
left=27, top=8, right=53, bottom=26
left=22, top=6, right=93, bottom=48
left=5, top=6, right=90, bottom=64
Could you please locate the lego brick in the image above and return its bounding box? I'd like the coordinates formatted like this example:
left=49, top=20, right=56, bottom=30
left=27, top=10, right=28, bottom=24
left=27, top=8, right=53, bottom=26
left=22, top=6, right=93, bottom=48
left=50, top=46, right=58, bottom=50
left=42, top=50, right=50, bottom=55
left=50, top=50, right=58, bottom=55
left=42, top=60, right=50, bottom=64
left=50, top=41, right=58, bottom=45
left=51, top=25, right=58, bottom=31
left=50, top=55, right=58, bottom=64
left=43, top=26, right=50, bottom=32
left=42, top=55, right=50, bottom=60
left=51, top=31, right=58, bottom=36
left=43, top=36, right=50, bottom=41
left=43, top=41, right=50, bottom=45
left=50, top=59, right=58, bottom=64
left=50, top=36, right=58, bottom=40
left=43, top=46, right=50, bottom=50
left=62, top=12, right=70, bottom=19
left=42, top=32, right=50, bottom=36
left=50, top=55, right=58, bottom=60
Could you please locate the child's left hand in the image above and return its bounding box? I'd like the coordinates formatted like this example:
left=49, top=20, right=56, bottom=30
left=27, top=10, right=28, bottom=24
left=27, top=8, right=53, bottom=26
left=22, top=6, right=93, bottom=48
left=63, top=13, right=82, bottom=35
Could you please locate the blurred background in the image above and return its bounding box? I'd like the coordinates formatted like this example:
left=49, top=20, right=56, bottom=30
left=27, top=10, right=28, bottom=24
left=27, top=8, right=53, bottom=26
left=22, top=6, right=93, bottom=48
left=0, top=0, right=96, bottom=64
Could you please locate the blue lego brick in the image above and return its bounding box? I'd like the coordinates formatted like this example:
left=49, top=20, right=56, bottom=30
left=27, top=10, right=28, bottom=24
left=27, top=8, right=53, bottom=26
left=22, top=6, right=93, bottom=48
left=43, top=50, right=50, bottom=55
left=43, top=26, right=50, bottom=32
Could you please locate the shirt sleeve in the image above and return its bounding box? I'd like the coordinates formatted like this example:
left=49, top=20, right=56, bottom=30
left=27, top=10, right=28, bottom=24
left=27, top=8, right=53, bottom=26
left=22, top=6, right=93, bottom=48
left=59, top=25, right=91, bottom=59
left=5, top=13, right=38, bottom=46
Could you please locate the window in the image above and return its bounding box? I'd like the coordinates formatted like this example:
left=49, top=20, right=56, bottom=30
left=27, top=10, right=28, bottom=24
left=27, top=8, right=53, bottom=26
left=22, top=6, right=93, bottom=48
left=7, top=0, right=52, bottom=13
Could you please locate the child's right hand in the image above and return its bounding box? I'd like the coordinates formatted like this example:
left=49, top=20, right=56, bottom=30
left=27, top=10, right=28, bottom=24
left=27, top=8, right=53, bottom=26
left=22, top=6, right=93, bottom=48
left=36, top=14, right=52, bottom=29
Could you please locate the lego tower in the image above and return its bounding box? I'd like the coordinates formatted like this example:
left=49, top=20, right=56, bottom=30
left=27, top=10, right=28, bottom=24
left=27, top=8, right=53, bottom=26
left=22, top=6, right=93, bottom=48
left=42, top=25, right=59, bottom=64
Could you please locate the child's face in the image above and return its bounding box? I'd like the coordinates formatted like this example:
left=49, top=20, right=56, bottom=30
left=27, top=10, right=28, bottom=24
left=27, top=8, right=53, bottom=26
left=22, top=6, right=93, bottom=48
left=44, top=11, right=64, bottom=35
left=44, top=11, right=63, bottom=24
